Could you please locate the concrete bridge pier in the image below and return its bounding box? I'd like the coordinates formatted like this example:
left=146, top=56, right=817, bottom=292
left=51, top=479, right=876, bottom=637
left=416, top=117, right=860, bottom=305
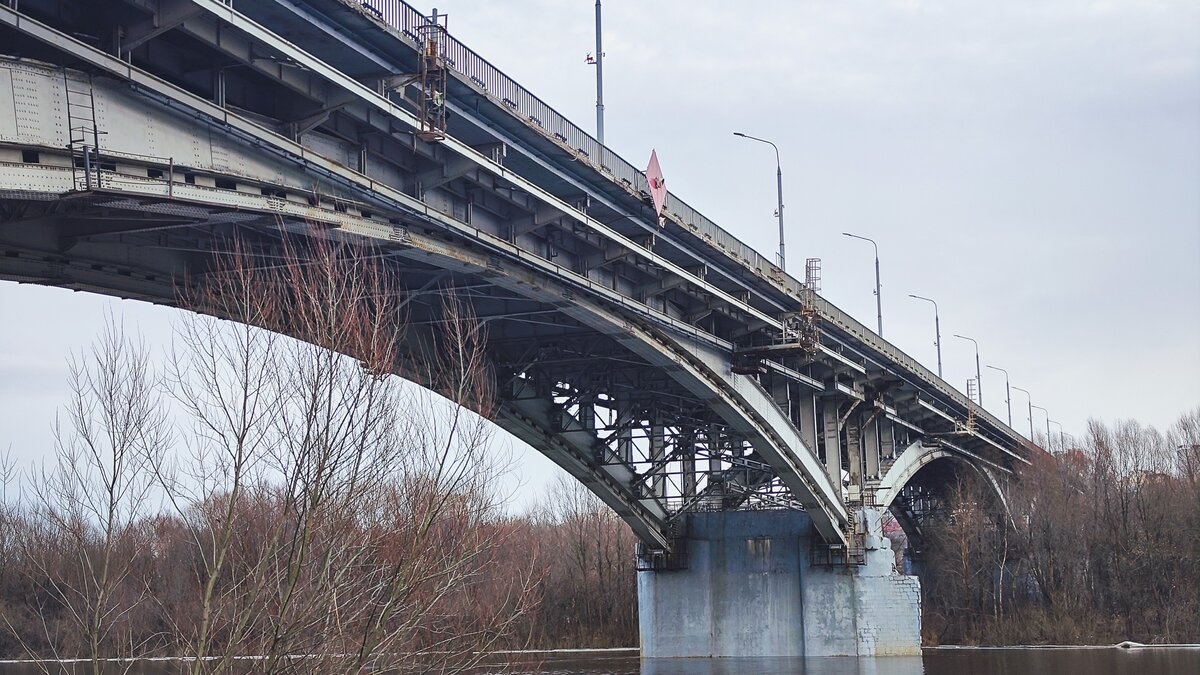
left=638, top=509, right=920, bottom=658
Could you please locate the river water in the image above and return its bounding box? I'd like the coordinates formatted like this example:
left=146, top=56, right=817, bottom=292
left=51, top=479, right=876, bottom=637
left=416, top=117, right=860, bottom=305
left=520, top=648, right=1200, bottom=674
left=1, top=648, right=1198, bottom=674
left=7, top=648, right=1200, bottom=672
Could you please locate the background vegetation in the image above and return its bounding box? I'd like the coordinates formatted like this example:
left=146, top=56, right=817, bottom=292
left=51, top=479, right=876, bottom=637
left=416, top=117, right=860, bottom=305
left=922, top=409, right=1200, bottom=645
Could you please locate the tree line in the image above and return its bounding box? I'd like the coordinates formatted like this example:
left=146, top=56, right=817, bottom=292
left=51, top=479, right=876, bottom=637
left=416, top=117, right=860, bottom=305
left=922, top=408, right=1200, bottom=645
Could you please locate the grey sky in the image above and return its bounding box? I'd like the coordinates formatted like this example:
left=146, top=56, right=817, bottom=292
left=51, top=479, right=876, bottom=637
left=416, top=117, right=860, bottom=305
left=2, top=0, right=1197, bottom=495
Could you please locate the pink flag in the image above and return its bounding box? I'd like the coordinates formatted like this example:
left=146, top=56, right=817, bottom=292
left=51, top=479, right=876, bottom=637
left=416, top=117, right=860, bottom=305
left=646, top=150, right=667, bottom=217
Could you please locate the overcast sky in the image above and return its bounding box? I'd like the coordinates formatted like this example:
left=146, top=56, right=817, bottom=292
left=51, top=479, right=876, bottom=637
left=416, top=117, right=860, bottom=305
left=2, top=0, right=1197, bottom=500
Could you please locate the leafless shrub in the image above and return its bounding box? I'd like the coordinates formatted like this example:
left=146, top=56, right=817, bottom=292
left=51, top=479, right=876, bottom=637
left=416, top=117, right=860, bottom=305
left=4, top=317, right=169, bottom=675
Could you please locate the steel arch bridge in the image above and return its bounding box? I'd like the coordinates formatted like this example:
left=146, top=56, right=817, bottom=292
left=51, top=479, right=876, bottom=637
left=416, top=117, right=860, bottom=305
left=0, top=0, right=1033, bottom=554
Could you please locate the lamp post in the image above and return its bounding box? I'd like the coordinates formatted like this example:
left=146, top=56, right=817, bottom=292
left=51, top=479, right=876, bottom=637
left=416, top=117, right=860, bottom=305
left=843, top=232, right=882, bottom=336
left=1049, top=419, right=1064, bottom=452
left=1012, top=386, right=1034, bottom=440
left=953, top=334, right=982, bottom=406
left=734, top=132, right=785, bottom=270
left=908, top=294, right=942, bottom=378
left=593, top=0, right=604, bottom=143
left=1031, top=404, right=1049, bottom=449
left=986, top=365, right=1012, bottom=427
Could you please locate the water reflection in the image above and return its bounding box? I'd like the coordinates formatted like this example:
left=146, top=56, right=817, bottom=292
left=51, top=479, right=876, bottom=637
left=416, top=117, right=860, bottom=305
left=641, top=655, right=923, bottom=675
left=507, top=648, right=1200, bottom=675
left=922, top=647, right=1200, bottom=675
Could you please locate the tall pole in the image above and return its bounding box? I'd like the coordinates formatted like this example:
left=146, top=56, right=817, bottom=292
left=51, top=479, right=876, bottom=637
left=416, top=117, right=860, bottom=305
left=908, top=294, right=941, bottom=378
left=594, top=0, right=604, bottom=144
left=1049, top=419, right=1064, bottom=452
left=875, top=256, right=882, bottom=336
left=986, top=365, right=1012, bottom=427
left=734, top=132, right=785, bottom=270
left=1032, top=404, right=1049, bottom=450
left=1013, top=386, right=1034, bottom=440
left=843, top=232, right=882, bottom=336
left=953, top=334, right=981, bottom=406
left=775, top=161, right=785, bottom=271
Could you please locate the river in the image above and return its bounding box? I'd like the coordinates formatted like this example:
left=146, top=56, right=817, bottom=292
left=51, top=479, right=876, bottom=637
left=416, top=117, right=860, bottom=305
left=1, top=648, right=1198, bottom=674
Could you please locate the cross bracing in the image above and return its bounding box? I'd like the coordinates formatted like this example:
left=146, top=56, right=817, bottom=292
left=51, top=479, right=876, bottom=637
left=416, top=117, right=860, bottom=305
left=0, top=0, right=1036, bottom=551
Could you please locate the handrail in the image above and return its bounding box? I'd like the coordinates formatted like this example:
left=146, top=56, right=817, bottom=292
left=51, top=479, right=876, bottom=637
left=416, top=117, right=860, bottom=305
left=356, top=1, right=784, bottom=283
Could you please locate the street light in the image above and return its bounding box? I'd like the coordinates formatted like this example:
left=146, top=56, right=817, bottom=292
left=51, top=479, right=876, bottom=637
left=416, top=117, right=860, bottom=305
left=594, top=2, right=606, bottom=143
left=843, top=232, right=883, bottom=336
left=986, top=364, right=1012, bottom=427
left=734, top=132, right=785, bottom=271
left=953, top=334, right=982, bottom=406
left=1031, top=404, right=1049, bottom=449
left=1012, top=386, right=1034, bottom=440
left=908, top=294, right=942, bottom=378
left=1049, top=419, right=1064, bottom=452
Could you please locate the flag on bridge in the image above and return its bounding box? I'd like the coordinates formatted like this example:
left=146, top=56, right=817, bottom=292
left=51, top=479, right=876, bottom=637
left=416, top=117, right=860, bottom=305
left=646, top=150, right=667, bottom=218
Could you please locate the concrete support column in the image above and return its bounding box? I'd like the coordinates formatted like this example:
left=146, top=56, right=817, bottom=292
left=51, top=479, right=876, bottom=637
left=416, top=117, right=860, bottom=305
left=638, top=509, right=921, bottom=658
left=801, top=508, right=922, bottom=657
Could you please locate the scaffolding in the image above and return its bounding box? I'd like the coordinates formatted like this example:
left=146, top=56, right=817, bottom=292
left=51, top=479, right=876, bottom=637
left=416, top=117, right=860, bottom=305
left=416, top=11, right=449, bottom=141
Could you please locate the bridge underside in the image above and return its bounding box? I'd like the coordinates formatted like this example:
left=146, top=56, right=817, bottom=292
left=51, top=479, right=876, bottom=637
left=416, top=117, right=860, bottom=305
left=0, top=0, right=1031, bottom=563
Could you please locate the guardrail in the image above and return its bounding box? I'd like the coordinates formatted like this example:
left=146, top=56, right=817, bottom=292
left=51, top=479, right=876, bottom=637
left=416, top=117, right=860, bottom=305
left=356, top=0, right=782, bottom=280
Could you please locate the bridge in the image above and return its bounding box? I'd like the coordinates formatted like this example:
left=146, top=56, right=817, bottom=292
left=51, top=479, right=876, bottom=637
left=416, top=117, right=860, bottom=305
left=0, top=0, right=1032, bottom=658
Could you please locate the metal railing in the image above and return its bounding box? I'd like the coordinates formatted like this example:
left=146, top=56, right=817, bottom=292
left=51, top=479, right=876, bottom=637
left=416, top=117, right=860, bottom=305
left=356, top=1, right=782, bottom=278
left=351, top=0, right=1022, bottom=450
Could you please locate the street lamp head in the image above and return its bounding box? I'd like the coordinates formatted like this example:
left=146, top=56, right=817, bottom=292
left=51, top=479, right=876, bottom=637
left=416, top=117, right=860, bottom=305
left=843, top=232, right=877, bottom=249
left=986, top=364, right=1008, bottom=374
left=953, top=334, right=978, bottom=347
left=733, top=131, right=746, bottom=137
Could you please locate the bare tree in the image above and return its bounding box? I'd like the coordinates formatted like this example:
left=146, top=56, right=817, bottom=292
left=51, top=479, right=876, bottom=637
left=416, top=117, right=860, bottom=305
left=923, top=408, right=1200, bottom=645
left=531, top=475, right=637, bottom=648
left=151, top=228, right=536, bottom=674
left=8, top=317, right=169, bottom=674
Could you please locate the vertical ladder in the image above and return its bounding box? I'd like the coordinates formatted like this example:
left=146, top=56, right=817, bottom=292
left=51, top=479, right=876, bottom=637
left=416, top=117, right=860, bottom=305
left=63, top=71, right=100, bottom=191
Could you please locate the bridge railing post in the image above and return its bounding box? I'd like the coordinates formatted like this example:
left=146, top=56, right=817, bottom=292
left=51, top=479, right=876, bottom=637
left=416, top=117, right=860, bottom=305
left=81, top=144, right=92, bottom=191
